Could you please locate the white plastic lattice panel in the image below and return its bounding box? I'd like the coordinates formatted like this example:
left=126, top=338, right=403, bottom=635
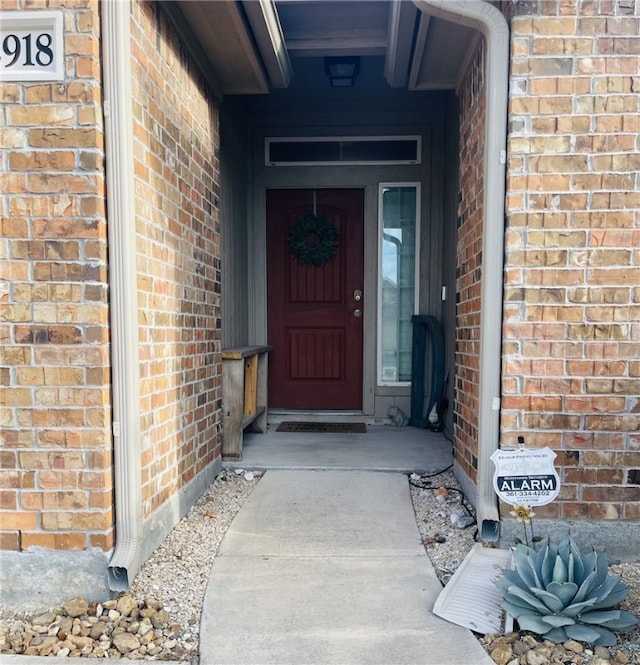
left=433, top=544, right=513, bottom=635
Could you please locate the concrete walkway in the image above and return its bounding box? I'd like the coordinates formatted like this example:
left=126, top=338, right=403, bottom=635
left=6, top=426, right=493, bottom=665
left=200, top=468, right=494, bottom=665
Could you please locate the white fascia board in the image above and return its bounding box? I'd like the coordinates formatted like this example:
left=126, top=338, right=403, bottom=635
left=242, top=0, right=292, bottom=89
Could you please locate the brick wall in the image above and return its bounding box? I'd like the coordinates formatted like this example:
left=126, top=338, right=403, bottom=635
left=0, top=0, right=113, bottom=551
left=0, top=0, right=223, bottom=562
left=130, top=1, right=222, bottom=519
left=503, top=0, right=640, bottom=522
left=454, top=40, right=486, bottom=485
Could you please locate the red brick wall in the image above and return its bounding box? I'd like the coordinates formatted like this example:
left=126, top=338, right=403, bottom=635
left=454, top=40, right=486, bottom=485
left=0, top=0, right=222, bottom=557
left=503, top=0, right=640, bottom=521
left=0, top=0, right=113, bottom=551
left=130, top=1, right=222, bottom=519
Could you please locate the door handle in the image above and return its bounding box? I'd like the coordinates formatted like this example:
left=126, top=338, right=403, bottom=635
left=353, top=289, right=362, bottom=302
left=353, top=309, right=362, bottom=318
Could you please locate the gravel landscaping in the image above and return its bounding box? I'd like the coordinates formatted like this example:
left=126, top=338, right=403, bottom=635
left=0, top=469, right=260, bottom=661
left=1, top=466, right=638, bottom=664
left=410, top=469, right=640, bottom=665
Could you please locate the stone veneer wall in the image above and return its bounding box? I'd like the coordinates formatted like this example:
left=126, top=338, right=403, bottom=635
left=502, top=0, right=640, bottom=527
left=0, top=0, right=113, bottom=554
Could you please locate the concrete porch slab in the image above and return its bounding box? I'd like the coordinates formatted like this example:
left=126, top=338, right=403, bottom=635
left=234, top=424, right=453, bottom=473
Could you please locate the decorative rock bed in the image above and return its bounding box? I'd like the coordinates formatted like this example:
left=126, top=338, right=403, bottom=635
left=2, top=595, right=190, bottom=660
left=1, top=468, right=638, bottom=664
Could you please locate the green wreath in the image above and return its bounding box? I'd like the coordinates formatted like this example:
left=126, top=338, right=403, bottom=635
left=288, top=211, right=339, bottom=267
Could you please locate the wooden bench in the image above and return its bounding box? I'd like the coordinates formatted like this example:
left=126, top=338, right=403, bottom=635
left=221, top=345, right=272, bottom=460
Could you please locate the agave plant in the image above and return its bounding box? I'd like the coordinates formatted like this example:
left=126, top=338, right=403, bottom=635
left=496, top=537, right=638, bottom=646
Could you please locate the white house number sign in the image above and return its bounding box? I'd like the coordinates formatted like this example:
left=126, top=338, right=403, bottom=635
left=491, top=446, right=560, bottom=507
left=0, top=11, right=64, bottom=82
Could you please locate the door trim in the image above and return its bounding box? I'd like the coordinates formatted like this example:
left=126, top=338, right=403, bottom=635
left=249, top=123, right=440, bottom=418
left=251, top=184, right=379, bottom=416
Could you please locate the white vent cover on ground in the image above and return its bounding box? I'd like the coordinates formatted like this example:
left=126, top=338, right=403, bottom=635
left=433, top=543, right=513, bottom=635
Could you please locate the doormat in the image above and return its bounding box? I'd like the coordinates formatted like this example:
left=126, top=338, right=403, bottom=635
left=276, top=421, right=367, bottom=434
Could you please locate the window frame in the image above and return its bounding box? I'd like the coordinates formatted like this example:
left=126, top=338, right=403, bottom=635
left=376, top=182, right=421, bottom=387
left=265, top=136, right=422, bottom=166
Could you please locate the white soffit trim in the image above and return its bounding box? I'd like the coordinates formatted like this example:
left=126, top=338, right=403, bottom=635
left=408, top=13, right=431, bottom=89
left=178, top=1, right=269, bottom=95
left=409, top=13, right=479, bottom=90
left=285, top=34, right=387, bottom=57
left=385, top=0, right=418, bottom=88
left=242, top=0, right=292, bottom=89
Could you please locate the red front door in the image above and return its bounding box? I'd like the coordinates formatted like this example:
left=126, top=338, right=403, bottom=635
left=267, top=189, right=364, bottom=409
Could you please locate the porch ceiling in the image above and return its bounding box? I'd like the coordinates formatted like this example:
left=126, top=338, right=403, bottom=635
left=173, top=0, right=479, bottom=95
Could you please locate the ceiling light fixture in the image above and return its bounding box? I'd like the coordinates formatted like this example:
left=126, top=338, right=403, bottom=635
left=325, top=56, right=359, bottom=88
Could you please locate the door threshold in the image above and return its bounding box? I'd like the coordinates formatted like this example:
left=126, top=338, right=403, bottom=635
left=268, top=410, right=389, bottom=426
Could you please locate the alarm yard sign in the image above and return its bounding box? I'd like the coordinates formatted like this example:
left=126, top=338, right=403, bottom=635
left=491, top=446, right=560, bottom=507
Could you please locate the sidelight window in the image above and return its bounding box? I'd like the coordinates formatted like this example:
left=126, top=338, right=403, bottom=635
left=377, top=183, right=420, bottom=385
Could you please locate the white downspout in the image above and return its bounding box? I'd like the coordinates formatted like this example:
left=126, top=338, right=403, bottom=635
left=101, top=0, right=143, bottom=588
left=413, top=0, right=509, bottom=540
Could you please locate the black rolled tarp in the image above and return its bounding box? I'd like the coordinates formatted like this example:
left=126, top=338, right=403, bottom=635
left=410, top=315, right=445, bottom=430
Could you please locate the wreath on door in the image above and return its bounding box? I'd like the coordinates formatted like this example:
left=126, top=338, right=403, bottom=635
left=288, top=211, right=339, bottom=267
